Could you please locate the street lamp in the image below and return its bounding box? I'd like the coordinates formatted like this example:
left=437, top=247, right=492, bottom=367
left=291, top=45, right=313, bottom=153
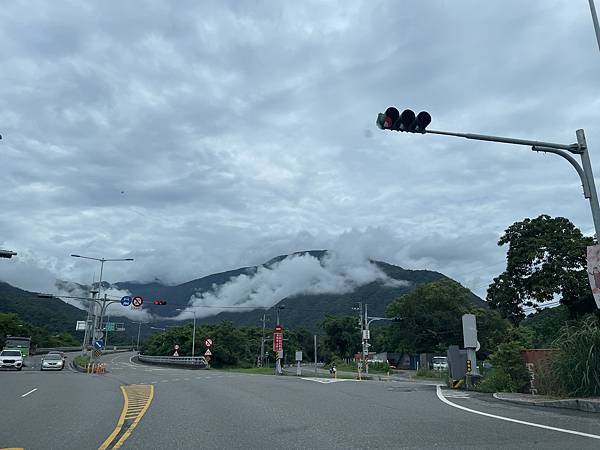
left=71, top=254, right=134, bottom=352
left=175, top=308, right=197, bottom=357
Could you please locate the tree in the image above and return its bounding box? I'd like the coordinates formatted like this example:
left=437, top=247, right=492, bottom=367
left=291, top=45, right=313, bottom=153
left=383, top=279, right=507, bottom=356
left=487, top=215, right=596, bottom=324
left=320, top=315, right=360, bottom=360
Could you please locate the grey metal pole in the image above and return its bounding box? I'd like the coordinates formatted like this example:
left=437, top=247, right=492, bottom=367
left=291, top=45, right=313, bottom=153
left=577, top=129, right=600, bottom=240
left=191, top=311, right=196, bottom=357
left=590, top=0, right=600, bottom=52
left=364, top=304, right=369, bottom=376
left=260, top=314, right=266, bottom=367
left=314, top=334, right=317, bottom=375
left=136, top=321, right=142, bottom=351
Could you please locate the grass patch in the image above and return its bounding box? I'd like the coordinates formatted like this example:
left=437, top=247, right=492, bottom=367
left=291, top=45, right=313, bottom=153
left=222, top=367, right=277, bottom=375
left=416, top=368, right=448, bottom=380
left=74, top=355, right=90, bottom=368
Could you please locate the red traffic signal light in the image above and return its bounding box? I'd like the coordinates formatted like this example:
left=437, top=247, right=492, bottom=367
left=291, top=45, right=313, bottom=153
left=376, top=107, right=431, bottom=133
left=153, top=300, right=167, bottom=305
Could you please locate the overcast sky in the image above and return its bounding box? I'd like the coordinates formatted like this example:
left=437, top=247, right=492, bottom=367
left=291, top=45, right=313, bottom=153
left=1, top=1, right=600, bottom=301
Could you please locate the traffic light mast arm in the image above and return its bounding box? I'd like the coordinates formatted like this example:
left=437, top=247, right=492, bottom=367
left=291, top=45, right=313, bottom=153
left=425, top=129, right=579, bottom=153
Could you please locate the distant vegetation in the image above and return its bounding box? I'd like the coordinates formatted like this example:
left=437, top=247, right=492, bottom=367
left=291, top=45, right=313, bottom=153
left=0, top=312, right=79, bottom=349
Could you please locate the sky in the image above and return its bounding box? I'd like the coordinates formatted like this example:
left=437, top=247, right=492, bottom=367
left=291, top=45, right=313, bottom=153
left=1, top=1, right=600, bottom=312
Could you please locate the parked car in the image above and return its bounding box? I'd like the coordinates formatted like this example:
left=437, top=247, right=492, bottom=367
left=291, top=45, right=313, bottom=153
left=0, top=349, right=24, bottom=371
left=40, top=353, right=65, bottom=371
left=432, top=356, right=448, bottom=371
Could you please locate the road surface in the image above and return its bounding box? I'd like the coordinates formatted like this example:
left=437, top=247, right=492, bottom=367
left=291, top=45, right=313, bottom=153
left=2, top=351, right=600, bottom=449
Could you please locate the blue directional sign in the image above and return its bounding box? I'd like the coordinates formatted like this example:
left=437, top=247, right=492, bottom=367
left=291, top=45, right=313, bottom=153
left=94, top=339, right=104, bottom=349
left=120, top=295, right=132, bottom=307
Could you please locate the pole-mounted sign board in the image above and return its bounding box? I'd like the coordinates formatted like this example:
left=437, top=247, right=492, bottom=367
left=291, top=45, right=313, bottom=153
left=273, top=325, right=283, bottom=353
left=462, top=314, right=477, bottom=349
left=587, top=245, right=600, bottom=309
left=120, top=296, right=132, bottom=307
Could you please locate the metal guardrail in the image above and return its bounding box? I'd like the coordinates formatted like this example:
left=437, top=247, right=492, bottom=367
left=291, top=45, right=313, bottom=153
left=34, top=345, right=133, bottom=355
left=138, top=354, right=208, bottom=368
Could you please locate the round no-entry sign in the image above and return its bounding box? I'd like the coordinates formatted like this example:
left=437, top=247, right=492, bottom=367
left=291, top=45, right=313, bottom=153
left=132, top=296, right=143, bottom=307
left=204, top=338, right=213, bottom=348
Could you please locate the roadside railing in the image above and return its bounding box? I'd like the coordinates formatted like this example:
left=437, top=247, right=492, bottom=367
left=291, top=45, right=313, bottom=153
left=138, top=354, right=208, bottom=368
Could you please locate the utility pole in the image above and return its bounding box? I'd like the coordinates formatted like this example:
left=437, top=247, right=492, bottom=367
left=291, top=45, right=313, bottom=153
left=136, top=320, right=142, bottom=351
left=314, top=334, right=318, bottom=375
left=259, top=313, right=269, bottom=367
left=363, top=304, right=369, bottom=376
left=590, top=0, right=600, bottom=52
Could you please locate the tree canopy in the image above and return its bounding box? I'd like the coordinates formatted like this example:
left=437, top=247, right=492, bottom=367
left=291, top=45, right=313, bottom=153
left=377, top=279, right=508, bottom=358
left=487, top=215, right=596, bottom=324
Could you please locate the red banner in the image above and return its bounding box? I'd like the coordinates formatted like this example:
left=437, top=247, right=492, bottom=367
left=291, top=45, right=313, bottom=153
left=273, top=330, right=283, bottom=352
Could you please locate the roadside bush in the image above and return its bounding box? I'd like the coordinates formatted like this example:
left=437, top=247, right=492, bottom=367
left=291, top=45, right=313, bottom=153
left=553, top=315, right=600, bottom=397
left=477, top=341, right=530, bottom=393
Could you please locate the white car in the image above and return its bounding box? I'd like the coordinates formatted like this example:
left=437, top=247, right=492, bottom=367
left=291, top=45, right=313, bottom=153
left=432, top=356, right=448, bottom=371
left=40, top=353, right=65, bottom=371
left=0, top=349, right=24, bottom=371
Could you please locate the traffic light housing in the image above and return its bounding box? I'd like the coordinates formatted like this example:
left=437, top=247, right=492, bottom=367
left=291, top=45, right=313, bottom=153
left=466, top=359, right=472, bottom=373
left=153, top=300, right=167, bottom=305
left=376, top=107, right=431, bottom=133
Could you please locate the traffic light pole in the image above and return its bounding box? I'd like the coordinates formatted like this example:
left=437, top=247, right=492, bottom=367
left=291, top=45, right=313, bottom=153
left=424, top=128, right=600, bottom=241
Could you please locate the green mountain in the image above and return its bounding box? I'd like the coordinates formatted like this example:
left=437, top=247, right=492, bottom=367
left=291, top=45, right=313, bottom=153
left=115, top=251, right=486, bottom=332
left=1, top=251, right=487, bottom=339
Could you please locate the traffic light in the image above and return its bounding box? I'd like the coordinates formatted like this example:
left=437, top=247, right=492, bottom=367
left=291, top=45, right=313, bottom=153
left=376, top=107, right=431, bottom=133
left=153, top=300, right=167, bottom=305
left=466, top=359, right=472, bottom=373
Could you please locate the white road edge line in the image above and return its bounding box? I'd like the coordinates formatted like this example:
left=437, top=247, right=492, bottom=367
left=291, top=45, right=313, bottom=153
left=436, top=385, right=600, bottom=440
left=21, top=388, right=38, bottom=398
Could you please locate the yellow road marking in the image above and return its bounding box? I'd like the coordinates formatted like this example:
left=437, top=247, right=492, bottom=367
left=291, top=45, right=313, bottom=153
left=98, top=384, right=154, bottom=450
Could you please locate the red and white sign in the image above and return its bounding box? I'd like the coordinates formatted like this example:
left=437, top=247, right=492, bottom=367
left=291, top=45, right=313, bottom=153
left=174, top=344, right=180, bottom=350
left=204, top=338, right=213, bottom=348
left=204, top=349, right=212, bottom=356
left=273, top=325, right=283, bottom=353
left=132, top=296, right=144, bottom=307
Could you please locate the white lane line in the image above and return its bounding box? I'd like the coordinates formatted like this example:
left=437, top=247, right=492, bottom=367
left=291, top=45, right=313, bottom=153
left=184, top=378, right=190, bottom=381
left=21, top=388, right=38, bottom=398
left=436, top=385, right=600, bottom=441
left=300, top=377, right=347, bottom=384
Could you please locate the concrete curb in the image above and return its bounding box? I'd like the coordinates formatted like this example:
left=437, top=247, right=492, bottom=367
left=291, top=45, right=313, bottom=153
left=493, top=392, right=600, bottom=413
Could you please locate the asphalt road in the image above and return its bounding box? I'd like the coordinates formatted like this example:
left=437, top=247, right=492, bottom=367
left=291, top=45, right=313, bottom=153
left=2, top=351, right=600, bottom=449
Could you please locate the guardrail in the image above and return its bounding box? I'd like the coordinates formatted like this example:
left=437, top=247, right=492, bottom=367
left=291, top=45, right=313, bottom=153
left=138, top=354, right=208, bottom=369
left=34, top=345, right=133, bottom=355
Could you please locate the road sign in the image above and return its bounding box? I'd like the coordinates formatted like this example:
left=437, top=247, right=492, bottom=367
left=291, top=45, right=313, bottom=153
left=174, top=344, right=180, bottom=350
left=132, top=296, right=144, bottom=307
left=120, top=295, right=132, bottom=307
left=204, top=338, right=213, bottom=348
left=295, top=351, right=302, bottom=361
left=204, top=349, right=212, bottom=356
left=75, top=321, right=86, bottom=331
left=94, top=339, right=104, bottom=349
left=93, top=331, right=104, bottom=340
left=104, top=322, right=115, bottom=332
left=94, top=350, right=102, bottom=358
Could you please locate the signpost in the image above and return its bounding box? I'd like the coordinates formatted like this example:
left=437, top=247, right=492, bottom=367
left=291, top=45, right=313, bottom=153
left=587, top=244, right=600, bottom=308
left=76, top=321, right=87, bottom=331
left=295, top=351, right=302, bottom=376
left=132, top=296, right=144, bottom=308
left=94, top=339, right=104, bottom=349
left=273, top=325, right=283, bottom=375
left=204, top=338, right=213, bottom=348
left=204, top=349, right=212, bottom=356
left=173, top=344, right=180, bottom=357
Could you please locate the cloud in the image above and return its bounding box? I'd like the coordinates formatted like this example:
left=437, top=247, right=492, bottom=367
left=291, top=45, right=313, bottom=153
left=0, top=0, right=599, bottom=310
left=175, top=250, right=407, bottom=319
